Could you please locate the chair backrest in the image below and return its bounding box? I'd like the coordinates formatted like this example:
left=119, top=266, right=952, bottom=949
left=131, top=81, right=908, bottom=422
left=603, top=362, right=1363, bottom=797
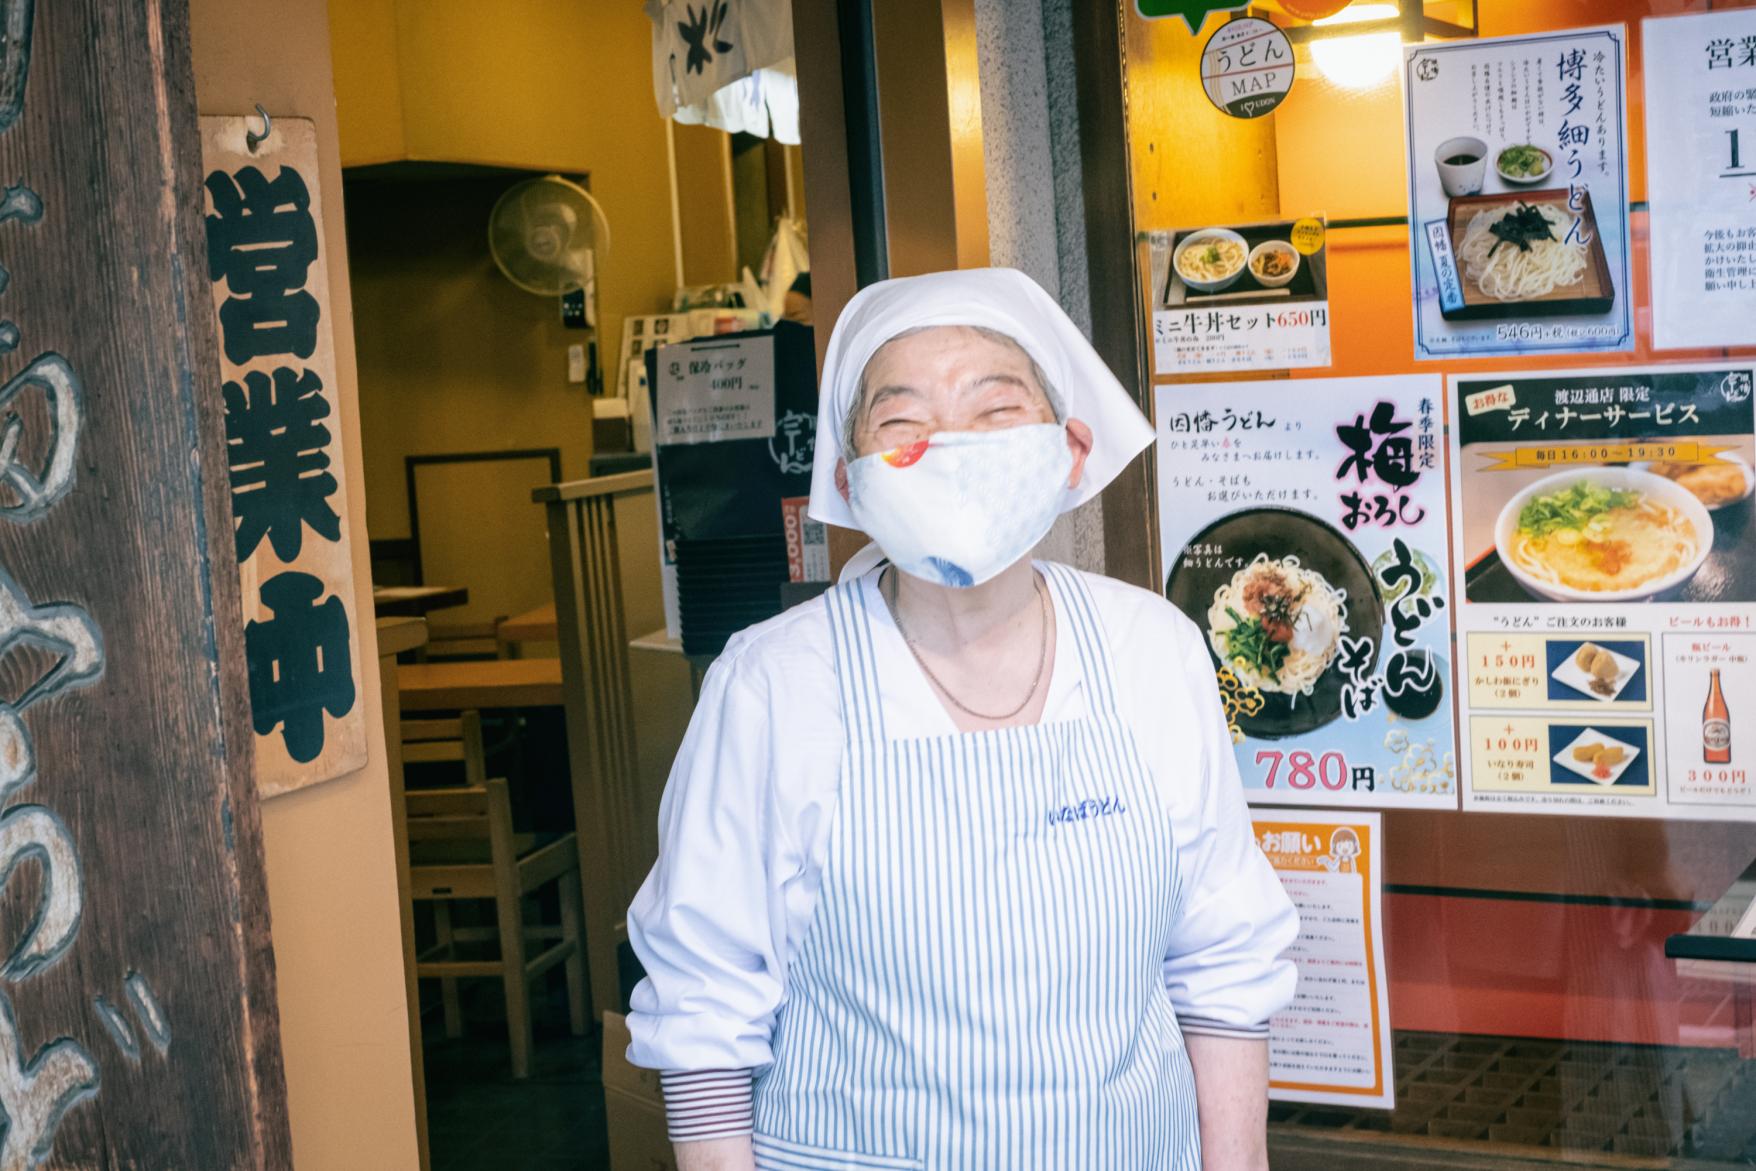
left=400, top=711, right=487, bottom=787
left=425, top=618, right=510, bottom=661
left=404, top=778, right=516, bottom=856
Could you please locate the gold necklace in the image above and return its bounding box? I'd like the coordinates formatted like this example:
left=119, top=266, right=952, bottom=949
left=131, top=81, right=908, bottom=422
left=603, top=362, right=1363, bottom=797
left=885, top=569, right=1049, bottom=722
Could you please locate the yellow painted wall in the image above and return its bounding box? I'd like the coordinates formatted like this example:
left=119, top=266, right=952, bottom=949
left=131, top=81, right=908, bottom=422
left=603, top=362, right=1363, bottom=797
left=345, top=173, right=602, bottom=625
left=1124, top=10, right=1279, bottom=233
left=188, top=1, right=421, bottom=1168
left=328, top=0, right=406, bottom=167
left=333, top=0, right=699, bottom=630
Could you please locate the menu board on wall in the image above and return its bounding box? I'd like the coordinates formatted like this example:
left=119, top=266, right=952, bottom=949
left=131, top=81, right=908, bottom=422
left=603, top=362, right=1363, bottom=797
left=1403, top=27, right=1634, bottom=360
left=1148, top=218, right=1332, bottom=375
left=1448, top=364, right=1756, bottom=820
left=1156, top=376, right=1456, bottom=811
left=1255, top=809, right=1393, bottom=1112
left=1644, top=10, right=1756, bottom=351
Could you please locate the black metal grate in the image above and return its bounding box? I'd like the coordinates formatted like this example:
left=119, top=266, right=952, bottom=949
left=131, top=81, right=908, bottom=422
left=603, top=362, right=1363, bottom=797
left=1269, top=1031, right=1756, bottom=1162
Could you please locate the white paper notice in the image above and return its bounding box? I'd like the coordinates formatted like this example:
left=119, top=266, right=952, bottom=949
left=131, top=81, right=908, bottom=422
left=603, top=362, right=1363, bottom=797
left=1255, top=809, right=1393, bottom=1111
left=1645, top=11, right=1756, bottom=351
left=654, top=335, right=776, bottom=445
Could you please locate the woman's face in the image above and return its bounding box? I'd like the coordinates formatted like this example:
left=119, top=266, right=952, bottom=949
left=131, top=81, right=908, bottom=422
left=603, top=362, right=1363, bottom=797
left=844, top=326, right=1093, bottom=483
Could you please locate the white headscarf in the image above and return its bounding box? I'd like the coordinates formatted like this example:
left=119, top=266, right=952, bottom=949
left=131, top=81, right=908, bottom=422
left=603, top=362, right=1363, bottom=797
left=807, top=268, right=1156, bottom=529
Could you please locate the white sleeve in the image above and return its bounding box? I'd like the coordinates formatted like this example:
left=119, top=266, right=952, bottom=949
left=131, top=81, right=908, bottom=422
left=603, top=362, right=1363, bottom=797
left=1161, top=632, right=1300, bottom=1040
left=625, top=639, right=792, bottom=1073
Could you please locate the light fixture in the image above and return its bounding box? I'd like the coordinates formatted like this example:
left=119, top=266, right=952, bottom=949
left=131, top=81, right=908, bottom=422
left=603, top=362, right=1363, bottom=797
left=1310, top=3, right=1401, bottom=89
left=1244, top=1, right=1480, bottom=88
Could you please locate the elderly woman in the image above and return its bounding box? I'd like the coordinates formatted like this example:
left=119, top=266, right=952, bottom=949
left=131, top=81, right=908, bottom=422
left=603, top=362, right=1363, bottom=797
left=627, top=269, right=1298, bottom=1171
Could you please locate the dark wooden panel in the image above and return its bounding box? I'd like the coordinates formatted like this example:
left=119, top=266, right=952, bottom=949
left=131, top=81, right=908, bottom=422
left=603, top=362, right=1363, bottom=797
left=1071, top=0, right=1157, bottom=592
left=0, top=0, right=289, bottom=1165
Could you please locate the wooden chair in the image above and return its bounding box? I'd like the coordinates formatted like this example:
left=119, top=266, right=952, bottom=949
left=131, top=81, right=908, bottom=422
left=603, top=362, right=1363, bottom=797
left=401, top=714, right=587, bottom=1079
left=423, top=617, right=509, bottom=661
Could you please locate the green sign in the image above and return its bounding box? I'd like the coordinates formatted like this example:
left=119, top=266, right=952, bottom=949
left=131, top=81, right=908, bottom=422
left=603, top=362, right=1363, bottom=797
left=1134, top=0, right=1247, bottom=33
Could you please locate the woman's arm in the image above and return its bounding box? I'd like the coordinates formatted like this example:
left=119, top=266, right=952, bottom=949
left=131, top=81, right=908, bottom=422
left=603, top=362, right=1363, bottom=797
left=1186, top=1034, right=1270, bottom=1171
left=675, top=1136, right=757, bottom=1171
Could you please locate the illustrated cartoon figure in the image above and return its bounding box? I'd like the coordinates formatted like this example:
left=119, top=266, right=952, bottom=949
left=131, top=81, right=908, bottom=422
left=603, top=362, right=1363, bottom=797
left=1317, top=826, right=1361, bottom=874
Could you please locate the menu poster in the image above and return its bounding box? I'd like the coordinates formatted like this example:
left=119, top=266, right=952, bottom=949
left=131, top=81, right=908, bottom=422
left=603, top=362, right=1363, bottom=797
left=1255, top=809, right=1393, bottom=1111
left=1148, top=218, right=1331, bottom=375
left=1156, top=376, right=1456, bottom=811
left=1644, top=11, right=1756, bottom=351
left=1448, top=365, right=1756, bottom=820
left=1403, top=27, right=1634, bottom=360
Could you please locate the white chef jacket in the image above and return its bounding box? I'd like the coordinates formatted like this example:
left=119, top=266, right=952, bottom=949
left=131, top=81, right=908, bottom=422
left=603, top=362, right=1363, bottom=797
left=627, top=563, right=1299, bottom=1082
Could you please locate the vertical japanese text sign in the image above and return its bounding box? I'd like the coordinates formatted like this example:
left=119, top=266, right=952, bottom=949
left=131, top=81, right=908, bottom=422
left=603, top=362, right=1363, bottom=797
left=200, top=117, right=365, bottom=796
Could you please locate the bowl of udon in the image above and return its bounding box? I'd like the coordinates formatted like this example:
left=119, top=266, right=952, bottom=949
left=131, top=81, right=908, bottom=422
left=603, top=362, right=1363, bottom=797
left=1173, top=228, right=1249, bottom=293
left=1493, top=467, right=1713, bottom=603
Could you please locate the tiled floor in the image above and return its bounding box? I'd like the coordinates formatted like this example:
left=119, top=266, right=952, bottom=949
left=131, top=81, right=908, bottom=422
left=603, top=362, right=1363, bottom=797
left=423, top=981, right=611, bottom=1171
left=1269, top=1030, right=1756, bottom=1163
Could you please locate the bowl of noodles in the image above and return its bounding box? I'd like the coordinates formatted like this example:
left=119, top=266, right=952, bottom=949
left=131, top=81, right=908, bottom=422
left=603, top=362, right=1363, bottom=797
left=1206, top=553, right=1349, bottom=700
left=1494, top=468, right=1713, bottom=602
left=1174, top=228, right=1249, bottom=293
left=1457, top=201, right=1587, bottom=302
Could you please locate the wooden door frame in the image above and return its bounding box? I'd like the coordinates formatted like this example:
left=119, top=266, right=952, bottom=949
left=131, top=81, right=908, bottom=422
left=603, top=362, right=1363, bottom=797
left=1068, top=0, right=1159, bottom=593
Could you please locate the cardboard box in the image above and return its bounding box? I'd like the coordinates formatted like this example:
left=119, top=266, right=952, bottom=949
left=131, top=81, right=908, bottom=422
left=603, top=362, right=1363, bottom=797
left=603, top=1012, right=679, bottom=1171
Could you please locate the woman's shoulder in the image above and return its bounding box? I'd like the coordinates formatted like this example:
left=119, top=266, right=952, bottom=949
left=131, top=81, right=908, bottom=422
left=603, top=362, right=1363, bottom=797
left=1047, top=563, right=1204, bottom=661
left=709, top=587, right=840, bottom=698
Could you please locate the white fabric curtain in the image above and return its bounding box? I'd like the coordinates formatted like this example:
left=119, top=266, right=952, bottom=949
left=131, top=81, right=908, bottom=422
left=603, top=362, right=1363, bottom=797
left=647, top=0, right=796, bottom=141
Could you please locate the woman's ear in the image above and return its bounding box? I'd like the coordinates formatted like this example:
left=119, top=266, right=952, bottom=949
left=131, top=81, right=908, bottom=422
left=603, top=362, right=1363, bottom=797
left=835, top=457, right=850, bottom=501
left=1064, top=419, right=1094, bottom=489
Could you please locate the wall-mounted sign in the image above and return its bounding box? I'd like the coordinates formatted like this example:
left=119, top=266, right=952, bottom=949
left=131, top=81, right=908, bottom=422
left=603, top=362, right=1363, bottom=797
left=1256, top=809, right=1394, bottom=1111
left=1448, top=364, right=1756, bottom=821
left=1135, top=0, right=1246, bottom=33
left=201, top=115, right=366, bottom=798
left=1156, top=375, right=1457, bottom=811
left=1150, top=217, right=1331, bottom=374
left=1643, top=10, right=1756, bottom=351
left=1202, top=17, right=1295, bottom=119
left=1402, top=26, right=1634, bottom=360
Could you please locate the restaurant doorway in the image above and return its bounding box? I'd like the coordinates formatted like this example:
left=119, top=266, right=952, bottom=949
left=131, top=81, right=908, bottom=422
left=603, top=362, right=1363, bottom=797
left=327, top=3, right=822, bottom=1168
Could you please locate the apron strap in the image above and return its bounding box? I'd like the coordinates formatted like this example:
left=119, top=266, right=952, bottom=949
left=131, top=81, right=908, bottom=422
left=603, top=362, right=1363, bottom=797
left=824, top=576, right=888, bottom=744
left=1040, top=563, right=1124, bottom=720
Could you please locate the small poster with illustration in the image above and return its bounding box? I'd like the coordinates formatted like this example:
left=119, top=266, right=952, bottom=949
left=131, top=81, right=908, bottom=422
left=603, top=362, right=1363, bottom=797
left=1402, top=26, right=1634, bottom=360
left=1255, top=809, right=1393, bottom=1111
left=1148, top=217, right=1331, bottom=375
left=1448, top=364, right=1756, bottom=820
left=1156, top=375, right=1456, bottom=811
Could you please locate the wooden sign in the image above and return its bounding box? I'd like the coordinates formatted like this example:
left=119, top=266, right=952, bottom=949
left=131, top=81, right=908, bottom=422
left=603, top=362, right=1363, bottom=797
left=200, top=116, right=367, bottom=797
left=0, top=0, right=289, bottom=1165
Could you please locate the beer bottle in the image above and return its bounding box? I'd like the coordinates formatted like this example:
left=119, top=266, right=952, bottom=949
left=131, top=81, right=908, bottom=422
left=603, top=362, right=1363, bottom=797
left=1704, top=669, right=1731, bottom=765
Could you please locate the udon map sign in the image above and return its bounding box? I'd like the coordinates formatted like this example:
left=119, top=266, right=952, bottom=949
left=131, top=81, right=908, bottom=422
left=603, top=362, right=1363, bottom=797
left=1449, top=365, right=1756, bottom=820
left=1155, top=375, right=1457, bottom=811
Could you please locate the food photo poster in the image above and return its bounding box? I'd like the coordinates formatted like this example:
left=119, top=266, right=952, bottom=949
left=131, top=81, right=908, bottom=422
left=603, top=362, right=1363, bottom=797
left=1155, top=376, right=1457, bottom=811
left=1448, top=364, right=1756, bottom=821
left=1643, top=9, right=1756, bottom=351
left=1148, top=217, right=1332, bottom=375
left=1403, top=26, right=1634, bottom=360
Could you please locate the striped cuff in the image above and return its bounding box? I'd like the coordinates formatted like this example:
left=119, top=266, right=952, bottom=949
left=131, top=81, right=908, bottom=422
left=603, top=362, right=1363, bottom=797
left=660, top=1069, right=754, bottom=1142
left=1179, top=1016, right=1272, bottom=1041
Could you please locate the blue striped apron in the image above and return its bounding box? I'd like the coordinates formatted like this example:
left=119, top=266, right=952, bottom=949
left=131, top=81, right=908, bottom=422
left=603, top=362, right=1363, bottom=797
left=751, top=563, right=1201, bottom=1171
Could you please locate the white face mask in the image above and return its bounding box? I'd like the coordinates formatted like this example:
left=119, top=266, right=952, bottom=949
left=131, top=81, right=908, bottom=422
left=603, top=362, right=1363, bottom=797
left=845, top=423, right=1073, bottom=588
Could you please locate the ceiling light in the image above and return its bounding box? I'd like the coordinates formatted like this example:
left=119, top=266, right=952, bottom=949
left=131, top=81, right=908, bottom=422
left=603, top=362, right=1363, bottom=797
left=1310, top=4, right=1402, bottom=89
